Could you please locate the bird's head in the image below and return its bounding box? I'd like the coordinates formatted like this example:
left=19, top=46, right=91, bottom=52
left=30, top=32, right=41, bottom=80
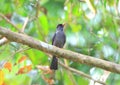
left=56, top=24, right=65, bottom=31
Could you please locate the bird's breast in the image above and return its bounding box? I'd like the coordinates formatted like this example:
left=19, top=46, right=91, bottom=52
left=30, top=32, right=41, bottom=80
left=53, top=31, right=65, bottom=48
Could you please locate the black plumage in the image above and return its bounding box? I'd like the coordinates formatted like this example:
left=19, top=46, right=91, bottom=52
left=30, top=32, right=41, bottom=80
left=50, top=24, right=66, bottom=70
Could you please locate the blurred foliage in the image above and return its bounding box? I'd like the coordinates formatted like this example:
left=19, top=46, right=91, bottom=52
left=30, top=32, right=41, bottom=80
left=0, top=0, right=120, bottom=85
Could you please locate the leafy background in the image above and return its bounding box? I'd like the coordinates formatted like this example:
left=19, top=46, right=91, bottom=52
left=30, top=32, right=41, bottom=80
left=0, top=0, right=120, bottom=85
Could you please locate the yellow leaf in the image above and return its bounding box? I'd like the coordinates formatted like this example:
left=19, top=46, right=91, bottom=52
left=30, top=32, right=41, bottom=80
left=0, top=69, right=4, bottom=85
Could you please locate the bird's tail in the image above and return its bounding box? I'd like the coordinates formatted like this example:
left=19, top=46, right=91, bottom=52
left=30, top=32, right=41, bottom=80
left=50, top=56, right=58, bottom=70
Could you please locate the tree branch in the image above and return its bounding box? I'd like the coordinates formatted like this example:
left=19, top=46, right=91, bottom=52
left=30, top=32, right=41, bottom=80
left=0, top=37, right=8, bottom=46
left=0, top=27, right=120, bottom=74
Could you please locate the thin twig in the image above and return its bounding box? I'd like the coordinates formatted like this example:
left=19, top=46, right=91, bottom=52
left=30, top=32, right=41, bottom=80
left=21, top=17, right=29, bottom=32
left=59, top=61, right=106, bottom=85
left=0, top=13, right=22, bottom=32
left=36, top=0, right=40, bottom=18
left=85, top=0, right=96, bottom=14
left=7, top=47, right=30, bottom=61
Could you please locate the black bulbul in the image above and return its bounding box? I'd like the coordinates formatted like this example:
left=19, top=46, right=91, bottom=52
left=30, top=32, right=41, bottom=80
left=50, top=24, right=66, bottom=70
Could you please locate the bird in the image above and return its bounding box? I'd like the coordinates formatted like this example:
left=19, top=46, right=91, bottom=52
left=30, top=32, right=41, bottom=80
left=50, top=24, right=66, bottom=70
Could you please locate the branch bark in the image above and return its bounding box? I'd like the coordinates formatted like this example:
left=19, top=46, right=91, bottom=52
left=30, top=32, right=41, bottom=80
left=0, top=37, right=8, bottom=46
left=0, top=27, right=120, bottom=74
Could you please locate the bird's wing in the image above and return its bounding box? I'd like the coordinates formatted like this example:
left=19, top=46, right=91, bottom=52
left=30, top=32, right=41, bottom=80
left=52, top=33, right=56, bottom=45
